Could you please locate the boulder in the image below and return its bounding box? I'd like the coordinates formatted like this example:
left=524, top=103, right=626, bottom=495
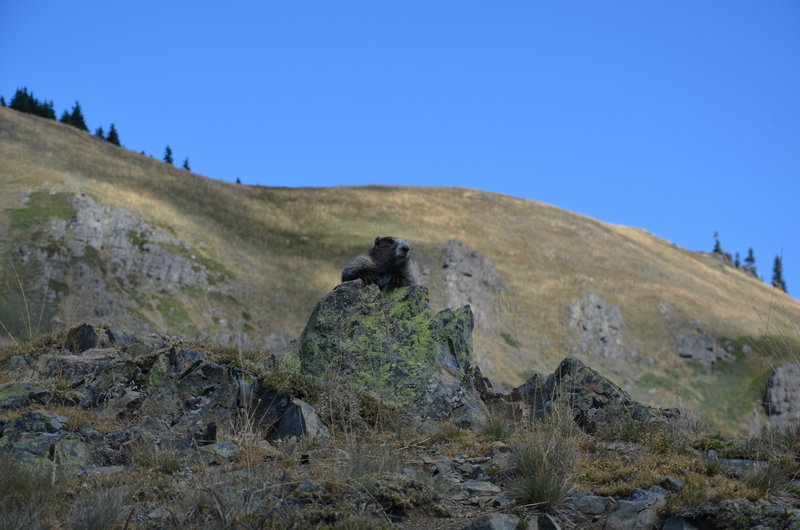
left=299, top=281, right=487, bottom=425
left=0, top=409, right=94, bottom=474
left=764, top=363, right=800, bottom=430
left=605, top=489, right=666, bottom=530
left=566, top=293, right=625, bottom=359
left=442, top=238, right=505, bottom=334
left=511, top=358, right=674, bottom=432
left=676, top=329, right=732, bottom=368
left=0, top=381, right=53, bottom=409
left=274, top=397, right=332, bottom=440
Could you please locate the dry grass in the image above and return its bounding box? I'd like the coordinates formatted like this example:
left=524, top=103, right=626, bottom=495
left=507, top=409, right=583, bottom=511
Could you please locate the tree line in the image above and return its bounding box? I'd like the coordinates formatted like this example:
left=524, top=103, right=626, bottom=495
left=2, top=87, right=192, bottom=171
left=713, top=233, right=788, bottom=294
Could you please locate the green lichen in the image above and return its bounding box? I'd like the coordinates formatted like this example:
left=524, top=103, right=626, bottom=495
left=299, top=282, right=476, bottom=415
left=147, top=355, right=169, bottom=389
left=54, top=437, right=93, bottom=471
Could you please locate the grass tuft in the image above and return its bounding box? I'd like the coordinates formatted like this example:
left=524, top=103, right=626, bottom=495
left=508, top=411, right=580, bottom=511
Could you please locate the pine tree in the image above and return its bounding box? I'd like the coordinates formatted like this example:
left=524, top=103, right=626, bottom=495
left=94, top=126, right=105, bottom=138
left=164, top=146, right=173, bottom=165
left=1, top=96, right=6, bottom=107
left=236, top=177, right=241, bottom=184
left=182, top=157, right=191, bottom=171
left=10, top=88, right=56, bottom=119
left=106, top=124, right=120, bottom=146
left=744, top=248, right=757, bottom=277
left=713, top=232, right=723, bottom=255
left=734, top=252, right=741, bottom=269
left=67, top=101, right=88, bottom=131
left=59, top=109, right=73, bottom=126
left=772, top=256, right=787, bottom=293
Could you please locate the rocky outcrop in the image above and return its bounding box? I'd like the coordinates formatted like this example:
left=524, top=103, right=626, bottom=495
left=566, top=293, right=626, bottom=359
left=299, top=281, right=487, bottom=426
left=764, top=363, right=800, bottom=430
left=442, top=239, right=505, bottom=334
left=0, top=323, right=332, bottom=476
left=4, top=190, right=256, bottom=347
left=676, top=328, right=732, bottom=368
left=510, top=358, right=676, bottom=432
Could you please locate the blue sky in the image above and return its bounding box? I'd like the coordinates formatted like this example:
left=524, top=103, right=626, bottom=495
left=2, top=1, right=798, bottom=297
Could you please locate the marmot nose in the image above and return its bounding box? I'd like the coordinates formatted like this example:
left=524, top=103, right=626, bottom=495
left=400, top=245, right=410, bottom=253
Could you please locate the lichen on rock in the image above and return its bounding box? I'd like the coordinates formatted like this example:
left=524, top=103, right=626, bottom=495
left=299, top=281, right=486, bottom=425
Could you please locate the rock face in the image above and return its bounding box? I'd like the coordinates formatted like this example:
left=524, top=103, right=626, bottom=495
left=441, top=239, right=505, bottom=334
left=764, top=363, right=800, bottom=430
left=566, top=293, right=626, bottom=359
left=299, top=281, right=487, bottom=425
left=0, top=323, right=331, bottom=474
left=676, top=328, right=732, bottom=368
left=2, top=190, right=281, bottom=352
left=510, top=358, right=673, bottom=432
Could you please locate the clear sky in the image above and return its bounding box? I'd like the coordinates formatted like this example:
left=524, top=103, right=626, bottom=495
left=2, top=1, right=798, bottom=298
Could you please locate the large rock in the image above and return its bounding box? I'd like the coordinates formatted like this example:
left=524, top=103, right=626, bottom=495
left=511, top=358, right=673, bottom=432
left=764, top=363, right=800, bottom=430
left=567, top=293, right=625, bottom=359
left=299, top=281, right=487, bottom=425
left=442, top=238, right=505, bottom=334
left=676, top=328, right=732, bottom=368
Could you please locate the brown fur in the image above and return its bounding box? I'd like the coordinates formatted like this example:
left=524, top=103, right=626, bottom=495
left=342, top=236, right=417, bottom=288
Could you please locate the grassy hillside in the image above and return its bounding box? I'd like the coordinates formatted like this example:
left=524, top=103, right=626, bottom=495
left=1, top=106, right=799, bottom=433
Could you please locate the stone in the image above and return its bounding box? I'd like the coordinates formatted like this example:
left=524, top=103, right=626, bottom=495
left=567, top=293, right=625, bottom=359
left=15, top=409, right=68, bottom=433
left=662, top=516, right=699, bottom=530
left=719, top=458, right=767, bottom=478
left=676, top=328, right=732, bottom=368
left=0, top=381, right=52, bottom=409
left=567, top=493, right=614, bottom=514
left=441, top=238, right=505, bottom=335
left=764, top=363, right=800, bottom=429
left=537, top=514, right=561, bottom=530
left=299, top=282, right=487, bottom=426
left=604, top=501, right=659, bottom=530
left=67, top=323, right=99, bottom=353
left=274, top=398, right=331, bottom=440
left=510, top=358, right=674, bottom=432
left=660, top=476, right=684, bottom=492
left=604, top=493, right=666, bottom=530
left=463, top=514, right=520, bottom=530
left=200, top=441, right=240, bottom=461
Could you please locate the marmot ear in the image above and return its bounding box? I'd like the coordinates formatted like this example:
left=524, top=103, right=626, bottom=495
left=375, top=237, right=381, bottom=246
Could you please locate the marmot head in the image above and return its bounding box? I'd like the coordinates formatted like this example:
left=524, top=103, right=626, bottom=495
left=372, top=236, right=411, bottom=266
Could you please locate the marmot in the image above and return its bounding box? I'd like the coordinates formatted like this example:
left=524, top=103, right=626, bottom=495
left=342, top=236, right=418, bottom=289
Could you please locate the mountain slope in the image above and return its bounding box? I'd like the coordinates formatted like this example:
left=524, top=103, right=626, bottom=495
left=1, top=106, right=799, bottom=433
